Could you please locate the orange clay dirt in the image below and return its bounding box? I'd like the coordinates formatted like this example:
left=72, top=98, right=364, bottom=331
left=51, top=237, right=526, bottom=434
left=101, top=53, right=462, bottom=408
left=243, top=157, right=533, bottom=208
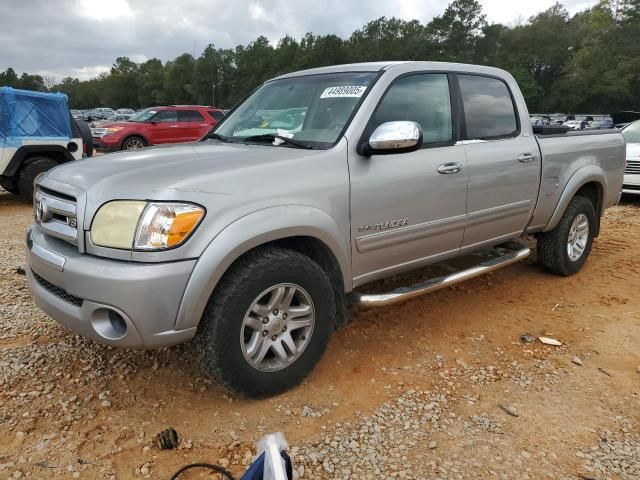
left=0, top=190, right=638, bottom=479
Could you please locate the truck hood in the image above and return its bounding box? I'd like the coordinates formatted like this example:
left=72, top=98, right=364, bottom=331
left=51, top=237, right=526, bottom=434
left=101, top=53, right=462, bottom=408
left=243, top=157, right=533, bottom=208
left=46, top=141, right=321, bottom=198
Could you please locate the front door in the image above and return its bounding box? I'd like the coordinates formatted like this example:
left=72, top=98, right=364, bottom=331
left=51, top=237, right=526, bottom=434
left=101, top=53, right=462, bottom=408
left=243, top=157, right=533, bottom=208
left=148, top=110, right=181, bottom=144
left=349, top=73, right=469, bottom=286
left=456, top=74, right=540, bottom=251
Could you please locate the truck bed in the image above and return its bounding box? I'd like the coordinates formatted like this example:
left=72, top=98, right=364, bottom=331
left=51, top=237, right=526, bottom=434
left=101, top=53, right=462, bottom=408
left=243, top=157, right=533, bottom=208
left=527, top=129, right=626, bottom=231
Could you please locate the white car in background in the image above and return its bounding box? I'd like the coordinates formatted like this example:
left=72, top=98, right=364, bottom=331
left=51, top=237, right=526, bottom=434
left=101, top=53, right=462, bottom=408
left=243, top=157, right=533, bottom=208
left=622, top=121, right=640, bottom=195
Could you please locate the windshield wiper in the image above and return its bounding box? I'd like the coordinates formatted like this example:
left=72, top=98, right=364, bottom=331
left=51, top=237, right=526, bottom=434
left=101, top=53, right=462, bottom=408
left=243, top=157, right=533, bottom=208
left=203, top=132, right=234, bottom=143
left=240, top=134, right=316, bottom=150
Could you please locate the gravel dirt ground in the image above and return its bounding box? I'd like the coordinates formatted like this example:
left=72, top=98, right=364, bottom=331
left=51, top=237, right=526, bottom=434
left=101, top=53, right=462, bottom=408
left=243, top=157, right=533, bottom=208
left=1, top=189, right=639, bottom=480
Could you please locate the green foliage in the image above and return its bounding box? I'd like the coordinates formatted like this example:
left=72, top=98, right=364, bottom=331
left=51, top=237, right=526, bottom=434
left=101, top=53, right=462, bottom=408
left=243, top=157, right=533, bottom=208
left=3, top=0, right=638, bottom=113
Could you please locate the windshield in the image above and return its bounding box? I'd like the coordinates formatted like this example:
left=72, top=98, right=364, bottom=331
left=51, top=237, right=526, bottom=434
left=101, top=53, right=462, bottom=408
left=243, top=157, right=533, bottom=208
left=213, top=72, right=377, bottom=148
left=622, top=121, right=640, bottom=144
left=128, top=108, right=157, bottom=122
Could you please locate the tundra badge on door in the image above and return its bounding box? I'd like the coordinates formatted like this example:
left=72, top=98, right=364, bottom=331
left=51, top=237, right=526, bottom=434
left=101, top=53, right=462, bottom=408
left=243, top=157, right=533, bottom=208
left=358, top=218, right=409, bottom=233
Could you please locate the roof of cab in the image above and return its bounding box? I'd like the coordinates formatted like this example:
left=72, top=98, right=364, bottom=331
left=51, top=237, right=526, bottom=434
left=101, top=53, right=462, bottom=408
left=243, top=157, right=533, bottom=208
left=272, top=61, right=510, bottom=81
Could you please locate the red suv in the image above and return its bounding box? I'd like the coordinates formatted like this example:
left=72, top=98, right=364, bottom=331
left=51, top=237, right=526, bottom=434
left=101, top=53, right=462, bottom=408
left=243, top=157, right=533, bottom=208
left=92, top=105, right=225, bottom=151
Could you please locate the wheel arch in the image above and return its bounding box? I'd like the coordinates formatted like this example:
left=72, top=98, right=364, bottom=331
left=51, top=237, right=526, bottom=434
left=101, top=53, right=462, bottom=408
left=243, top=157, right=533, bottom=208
left=3, top=145, right=73, bottom=177
left=174, top=205, right=351, bottom=331
left=544, top=166, right=605, bottom=235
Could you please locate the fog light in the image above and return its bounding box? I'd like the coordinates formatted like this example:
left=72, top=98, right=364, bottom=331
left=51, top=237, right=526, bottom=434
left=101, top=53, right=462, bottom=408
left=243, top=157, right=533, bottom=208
left=91, top=308, right=128, bottom=340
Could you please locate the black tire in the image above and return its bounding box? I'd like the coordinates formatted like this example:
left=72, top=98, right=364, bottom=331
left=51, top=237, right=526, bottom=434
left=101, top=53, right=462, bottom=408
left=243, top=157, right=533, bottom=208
left=196, top=246, right=335, bottom=398
left=537, top=195, right=596, bottom=276
left=121, top=136, right=146, bottom=151
left=75, top=119, right=94, bottom=157
left=17, top=157, right=59, bottom=202
left=0, top=178, right=19, bottom=195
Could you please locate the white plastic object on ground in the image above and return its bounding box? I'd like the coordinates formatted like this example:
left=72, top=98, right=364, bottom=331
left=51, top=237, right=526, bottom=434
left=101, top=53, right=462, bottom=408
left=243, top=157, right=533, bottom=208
left=256, top=432, right=288, bottom=480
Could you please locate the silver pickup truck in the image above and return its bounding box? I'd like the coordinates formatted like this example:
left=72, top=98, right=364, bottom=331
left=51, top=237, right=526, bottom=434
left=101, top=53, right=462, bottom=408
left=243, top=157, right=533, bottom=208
left=26, top=62, right=625, bottom=397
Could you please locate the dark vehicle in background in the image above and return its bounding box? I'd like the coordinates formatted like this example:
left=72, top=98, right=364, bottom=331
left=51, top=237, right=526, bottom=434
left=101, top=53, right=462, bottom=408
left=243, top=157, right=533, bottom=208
left=613, top=111, right=640, bottom=129
left=92, top=105, right=225, bottom=151
left=622, top=121, right=640, bottom=195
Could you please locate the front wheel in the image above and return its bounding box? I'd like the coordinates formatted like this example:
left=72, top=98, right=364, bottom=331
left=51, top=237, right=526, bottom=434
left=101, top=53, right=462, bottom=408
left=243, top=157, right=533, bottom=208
left=121, top=136, right=146, bottom=150
left=537, top=195, right=596, bottom=276
left=196, top=246, right=335, bottom=398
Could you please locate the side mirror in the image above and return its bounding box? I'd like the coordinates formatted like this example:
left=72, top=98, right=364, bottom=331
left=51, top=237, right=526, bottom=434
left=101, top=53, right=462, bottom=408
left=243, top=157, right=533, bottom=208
left=362, top=121, right=423, bottom=155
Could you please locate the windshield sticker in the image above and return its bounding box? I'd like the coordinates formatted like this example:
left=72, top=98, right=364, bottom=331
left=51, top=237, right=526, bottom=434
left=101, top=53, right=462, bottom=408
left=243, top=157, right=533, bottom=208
left=320, top=86, right=367, bottom=99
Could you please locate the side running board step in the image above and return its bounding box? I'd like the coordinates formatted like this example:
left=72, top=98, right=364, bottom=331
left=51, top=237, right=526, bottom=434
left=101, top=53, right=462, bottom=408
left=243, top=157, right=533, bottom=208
left=349, top=242, right=531, bottom=307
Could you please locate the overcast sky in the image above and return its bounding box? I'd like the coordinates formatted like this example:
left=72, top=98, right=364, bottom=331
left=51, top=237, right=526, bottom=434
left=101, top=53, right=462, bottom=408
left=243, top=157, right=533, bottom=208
left=1, top=0, right=597, bottom=81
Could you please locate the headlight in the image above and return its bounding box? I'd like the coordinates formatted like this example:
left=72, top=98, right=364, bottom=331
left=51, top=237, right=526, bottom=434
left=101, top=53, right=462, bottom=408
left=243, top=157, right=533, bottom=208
left=103, top=127, right=124, bottom=135
left=134, top=203, right=205, bottom=250
left=90, top=201, right=204, bottom=251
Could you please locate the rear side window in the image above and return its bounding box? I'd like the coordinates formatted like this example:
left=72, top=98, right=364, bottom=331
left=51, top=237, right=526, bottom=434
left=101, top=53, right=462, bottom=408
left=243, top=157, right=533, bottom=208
left=208, top=110, right=224, bottom=121
left=179, top=110, right=205, bottom=122
left=372, top=73, right=453, bottom=145
left=459, top=75, right=518, bottom=140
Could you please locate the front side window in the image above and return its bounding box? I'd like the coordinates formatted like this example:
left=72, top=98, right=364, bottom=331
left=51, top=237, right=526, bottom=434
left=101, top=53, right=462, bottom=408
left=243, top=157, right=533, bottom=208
left=372, top=73, right=453, bottom=145
left=213, top=72, right=377, bottom=149
left=459, top=74, right=518, bottom=140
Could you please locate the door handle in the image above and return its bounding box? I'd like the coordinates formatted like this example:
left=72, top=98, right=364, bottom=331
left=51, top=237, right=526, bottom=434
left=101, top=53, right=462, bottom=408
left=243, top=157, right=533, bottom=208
left=437, top=162, right=462, bottom=174
left=518, top=153, right=535, bottom=163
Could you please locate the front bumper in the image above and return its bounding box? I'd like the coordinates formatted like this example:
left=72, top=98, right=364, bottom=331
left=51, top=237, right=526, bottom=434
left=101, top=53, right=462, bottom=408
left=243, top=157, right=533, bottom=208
left=93, top=136, right=121, bottom=152
left=622, top=173, right=640, bottom=195
left=26, top=226, right=198, bottom=348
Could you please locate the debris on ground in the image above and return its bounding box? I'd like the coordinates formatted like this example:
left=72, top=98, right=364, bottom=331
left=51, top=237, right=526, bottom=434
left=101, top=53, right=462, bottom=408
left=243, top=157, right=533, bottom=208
left=538, top=336, right=562, bottom=346
left=520, top=334, right=536, bottom=344
left=156, top=427, right=180, bottom=449
left=572, top=356, right=584, bottom=366
left=498, top=404, right=519, bottom=417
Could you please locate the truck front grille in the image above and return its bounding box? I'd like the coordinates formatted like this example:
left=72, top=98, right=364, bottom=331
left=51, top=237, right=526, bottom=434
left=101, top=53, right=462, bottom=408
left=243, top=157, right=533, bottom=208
left=31, top=270, right=83, bottom=307
left=34, top=186, right=78, bottom=246
left=625, top=159, right=640, bottom=175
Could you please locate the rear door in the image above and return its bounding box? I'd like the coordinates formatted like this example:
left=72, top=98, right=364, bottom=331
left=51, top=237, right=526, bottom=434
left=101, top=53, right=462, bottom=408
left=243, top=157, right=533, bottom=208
left=456, top=73, right=540, bottom=252
left=148, top=109, right=180, bottom=144
left=349, top=72, right=469, bottom=286
left=178, top=110, right=208, bottom=140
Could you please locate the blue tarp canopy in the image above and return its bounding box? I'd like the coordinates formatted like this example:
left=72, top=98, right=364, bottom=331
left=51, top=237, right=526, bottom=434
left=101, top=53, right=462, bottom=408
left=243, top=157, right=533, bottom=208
left=0, top=87, right=72, bottom=147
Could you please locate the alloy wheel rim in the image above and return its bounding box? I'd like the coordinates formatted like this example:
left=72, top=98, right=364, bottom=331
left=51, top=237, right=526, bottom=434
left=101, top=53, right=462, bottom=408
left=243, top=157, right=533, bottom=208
left=567, top=213, right=589, bottom=262
left=240, top=283, right=315, bottom=372
left=127, top=139, right=144, bottom=149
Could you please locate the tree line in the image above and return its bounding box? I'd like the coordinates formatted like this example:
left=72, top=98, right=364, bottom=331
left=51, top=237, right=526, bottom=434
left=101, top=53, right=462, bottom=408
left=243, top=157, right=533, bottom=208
left=1, top=0, right=638, bottom=114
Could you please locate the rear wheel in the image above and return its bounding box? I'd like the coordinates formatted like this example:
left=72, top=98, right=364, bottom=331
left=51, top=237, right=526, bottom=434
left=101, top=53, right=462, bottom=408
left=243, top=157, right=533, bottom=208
left=196, top=246, right=335, bottom=398
left=122, top=136, right=146, bottom=150
left=537, top=195, right=596, bottom=276
left=17, top=157, right=59, bottom=202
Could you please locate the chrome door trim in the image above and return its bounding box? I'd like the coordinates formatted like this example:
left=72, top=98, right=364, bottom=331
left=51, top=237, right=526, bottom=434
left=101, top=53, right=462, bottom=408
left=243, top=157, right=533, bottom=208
left=356, top=214, right=467, bottom=253
left=466, top=200, right=532, bottom=227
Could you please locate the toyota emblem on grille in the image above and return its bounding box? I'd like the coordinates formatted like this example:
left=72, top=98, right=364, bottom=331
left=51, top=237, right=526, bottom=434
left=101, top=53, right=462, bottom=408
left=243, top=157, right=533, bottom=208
left=35, top=198, right=48, bottom=223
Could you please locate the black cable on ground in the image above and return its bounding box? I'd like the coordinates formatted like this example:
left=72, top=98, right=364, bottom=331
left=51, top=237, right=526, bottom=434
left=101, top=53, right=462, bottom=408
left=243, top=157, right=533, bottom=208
left=169, top=462, right=235, bottom=480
